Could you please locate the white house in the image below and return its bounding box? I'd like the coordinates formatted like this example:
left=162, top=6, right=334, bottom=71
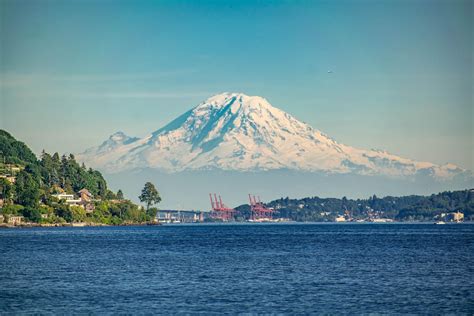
left=52, top=193, right=82, bottom=206
left=8, top=215, right=24, bottom=225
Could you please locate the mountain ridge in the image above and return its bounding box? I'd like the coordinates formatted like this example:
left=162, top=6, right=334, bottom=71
left=77, top=92, right=470, bottom=180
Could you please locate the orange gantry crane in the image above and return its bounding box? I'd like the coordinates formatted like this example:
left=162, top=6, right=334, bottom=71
left=209, top=193, right=235, bottom=221
left=248, top=194, right=274, bottom=221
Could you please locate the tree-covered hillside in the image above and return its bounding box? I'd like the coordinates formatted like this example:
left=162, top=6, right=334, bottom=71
left=248, top=189, right=474, bottom=222
left=0, top=130, right=38, bottom=165
left=0, top=130, right=158, bottom=225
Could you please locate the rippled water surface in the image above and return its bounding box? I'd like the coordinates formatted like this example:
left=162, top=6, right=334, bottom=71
left=1, top=223, right=473, bottom=314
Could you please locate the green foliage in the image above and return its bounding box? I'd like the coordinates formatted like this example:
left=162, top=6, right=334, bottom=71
left=0, top=178, right=13, bottom=202
left=105, top=190, right=117, bottom=200
left=39, top=151, right=59, bottom=186
left=0, top=130, right=156, bottom=225
left=54, top=204, right=74, bottom=223
left=22, top=207, right=42, bottom=223
left=93, top=200, right=147, bottom=224
left=262, top=189, right=474, bottom=222
left=139, top=182, right=161, bottom=210
left=1, top=204, right=24, bottom=215
left=0, top=130, right=110, bottom=211
left=70, top=205, right=87, bottom=222
left=146, top=207, right=159, bottom=221
left=0, top=130, right=38, bottom=165
left=38, top=205, right=54, bottom=217
left=116, top=189, right=124, bottom=200
left=40, top=152, right=108, bottom=198
left=397, top=190, right=474, bottom=220
left=14, top=170, right=40, bottom=208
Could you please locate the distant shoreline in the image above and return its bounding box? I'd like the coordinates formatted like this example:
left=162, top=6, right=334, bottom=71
left=1, top=221, right=471, bottom=229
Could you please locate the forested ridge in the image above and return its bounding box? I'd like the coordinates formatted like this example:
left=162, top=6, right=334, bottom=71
left=0, top=130, right=159, bottom=225
left=259, top=190, right=474, bottom=221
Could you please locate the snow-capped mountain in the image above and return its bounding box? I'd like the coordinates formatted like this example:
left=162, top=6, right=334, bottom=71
left=77, top=92, right=468, bottom=180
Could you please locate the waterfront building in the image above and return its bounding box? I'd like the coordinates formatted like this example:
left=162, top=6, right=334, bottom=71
left=446, top=212, right=464, bottom=222
left=8, top=215, right=24, bottom=225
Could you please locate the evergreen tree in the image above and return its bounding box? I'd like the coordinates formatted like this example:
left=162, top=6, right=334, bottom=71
left=0, top=178, right=13, bottom=203
left=139, top=182, right=161, bottom=211
left=40, top=150, right=53, bottom=185
left=14, top=170, right=40, bottom=208
left=117, top=189, right=124, bottom=200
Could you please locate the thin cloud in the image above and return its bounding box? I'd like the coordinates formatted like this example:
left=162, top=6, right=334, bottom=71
left=79, top=91, right=213, bottom=99
left=0, top=72, right=213, bottom=100
left=2, top=87, right=214, bottom=100
left=0, top=69, right=198, bottom=87
left=0, top=73, right=38, bottom=88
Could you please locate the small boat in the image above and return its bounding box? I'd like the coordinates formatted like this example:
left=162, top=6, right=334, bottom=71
left=434, top=221, right=446, bottom=225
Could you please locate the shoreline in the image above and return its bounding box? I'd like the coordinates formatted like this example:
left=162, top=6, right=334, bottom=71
left=0, top=222, right=161, bottom=228
left=0, top=221, right=470, bottom=228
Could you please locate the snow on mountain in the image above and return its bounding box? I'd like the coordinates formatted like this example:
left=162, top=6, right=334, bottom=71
left=77, top=93, right=469, bottom=180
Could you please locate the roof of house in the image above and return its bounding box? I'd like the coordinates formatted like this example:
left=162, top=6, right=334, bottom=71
left=78, top=188, right=93, bottom=196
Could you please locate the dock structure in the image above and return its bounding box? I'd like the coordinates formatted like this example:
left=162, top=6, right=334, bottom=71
left=157, top=210, right=205, bottom=223
left=209, top=193, right=235, bottom=221
left=248, top=194, right=274, bottom=221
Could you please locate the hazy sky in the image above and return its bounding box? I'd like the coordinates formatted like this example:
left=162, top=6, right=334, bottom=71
left=1, top=0, right=472, bottom=170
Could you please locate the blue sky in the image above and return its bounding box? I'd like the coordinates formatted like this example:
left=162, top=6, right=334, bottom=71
left=1, top=0, right=472, bottom=170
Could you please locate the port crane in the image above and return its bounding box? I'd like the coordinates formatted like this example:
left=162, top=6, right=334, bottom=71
left=248, top=194, right=274, bottom=221
left=209, top=193, right=235, bottom=221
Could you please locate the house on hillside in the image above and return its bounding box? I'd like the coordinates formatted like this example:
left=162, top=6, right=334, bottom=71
left=78, top=188, right=95, bottom=212
left=78, top=188, right=93, bottom=202
left=0, top=175, right=16, bottom=184
left=10, top=166, right=21, bottom=174
left=52, top=193, right=81, bottom=206
left=52, top=188, right=95, bottom=212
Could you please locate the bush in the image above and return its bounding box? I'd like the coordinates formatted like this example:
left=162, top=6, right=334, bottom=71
left=22, top=207, right=42, bottom=222
left=147, top=207, right=159, bottom=221
left=1, top=204, right=24, bottom=215
left=70, top=205, right=87, bottom=222
left=54, top=204, right=73, bottom=223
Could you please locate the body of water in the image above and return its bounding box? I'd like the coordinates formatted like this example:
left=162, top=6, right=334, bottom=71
left=1, top=223, right=473, bottom=314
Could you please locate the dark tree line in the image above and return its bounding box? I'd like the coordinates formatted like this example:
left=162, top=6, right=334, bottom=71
left=260, top=190, right=474, bottom=221
left=40, top=152, right=107, bottom=198
left=1, top=129, right=108, bottom=202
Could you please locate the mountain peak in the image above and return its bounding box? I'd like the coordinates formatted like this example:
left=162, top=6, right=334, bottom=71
left=197, top=92, right=271, bottom=112
left=102, top=131, right=138, bottom=149
left=77, top=93, right=470, bottom=181
left=206, top=92, right=263, bottom=101
left=109, top=131, right=129, bottom=141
